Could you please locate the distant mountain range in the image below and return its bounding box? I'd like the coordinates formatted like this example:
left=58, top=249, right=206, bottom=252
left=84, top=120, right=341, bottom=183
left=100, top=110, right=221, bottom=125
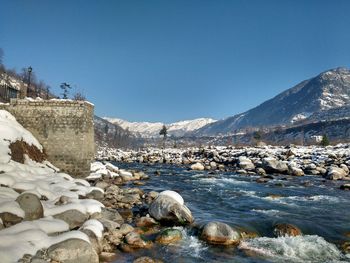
left=194, top=67, right=350, bottom=136
left=98, top=67, right=350, bottom=144
left=103, top=117, right=216, bottom=138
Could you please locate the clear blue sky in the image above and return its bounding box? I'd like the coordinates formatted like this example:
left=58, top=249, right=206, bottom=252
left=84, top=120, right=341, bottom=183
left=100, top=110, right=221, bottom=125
left=1, top=0, right=349, bottom=122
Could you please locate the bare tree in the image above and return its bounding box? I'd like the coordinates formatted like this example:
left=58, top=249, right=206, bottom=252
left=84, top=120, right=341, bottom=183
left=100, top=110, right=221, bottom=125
left=73, top=91, right=86, bottom=101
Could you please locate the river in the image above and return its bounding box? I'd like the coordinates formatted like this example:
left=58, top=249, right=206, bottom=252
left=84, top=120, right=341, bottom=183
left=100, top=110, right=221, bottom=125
left=113, top=162, right=350, bottom=263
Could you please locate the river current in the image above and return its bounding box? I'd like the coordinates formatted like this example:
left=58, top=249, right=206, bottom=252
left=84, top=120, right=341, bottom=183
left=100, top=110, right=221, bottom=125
left=113, top=162, right=350, bottom=263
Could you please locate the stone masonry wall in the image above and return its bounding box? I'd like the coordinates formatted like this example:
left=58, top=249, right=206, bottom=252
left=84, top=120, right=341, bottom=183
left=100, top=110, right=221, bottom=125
left=0, top=99, right=95, bottom=177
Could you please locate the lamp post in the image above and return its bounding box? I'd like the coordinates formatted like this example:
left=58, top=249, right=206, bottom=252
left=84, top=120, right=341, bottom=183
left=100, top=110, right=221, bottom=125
left=27, top=66, right=32, bottom=97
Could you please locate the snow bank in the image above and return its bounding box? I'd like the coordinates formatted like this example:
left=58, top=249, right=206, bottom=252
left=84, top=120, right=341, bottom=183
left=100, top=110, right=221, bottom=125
left=0, top=110, right=104, bottom=261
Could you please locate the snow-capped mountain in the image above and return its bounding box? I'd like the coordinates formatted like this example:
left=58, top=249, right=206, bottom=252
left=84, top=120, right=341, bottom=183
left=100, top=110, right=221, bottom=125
left=195, top=67, right=350, bottom=136
left=103, top=117, right=216, bottom=138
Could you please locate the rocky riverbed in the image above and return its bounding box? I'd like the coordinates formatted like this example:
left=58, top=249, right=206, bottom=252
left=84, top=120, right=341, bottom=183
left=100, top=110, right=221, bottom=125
left=98, top=144, right=350, bottom=185
left=2, top=110, right=350, bottom=263
left=83, top=158, right=350, bottom=262
left=72, top=143, right=350, bottom=262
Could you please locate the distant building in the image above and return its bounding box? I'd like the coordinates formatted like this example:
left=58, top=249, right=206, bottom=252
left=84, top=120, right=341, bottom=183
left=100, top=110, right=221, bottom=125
left=310, top=135, right=323, bottom=143
left=0, top=73, right=25, bottom=102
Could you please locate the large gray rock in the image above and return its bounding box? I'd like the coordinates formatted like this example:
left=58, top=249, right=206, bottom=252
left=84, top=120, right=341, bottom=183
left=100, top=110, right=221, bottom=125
left=262, top=158, right=288, bottom=174
left=47, top=238, right=99, bottom=263
left=149, top=194, right=193, bottom=225
left=325, top=166, right=347, bottom=180
left=16, top=193, right=43, bottom=220
left=238, top=156, right=255, bottom=170
left=53, top=209, right=88, bottom=229
left=200, top=221, right=241, bottom=245
left=100, top=207, right=124, bottom=224
left=190, top=162, right=205, bottom=171
left=289, top=166, right=304, bottom=176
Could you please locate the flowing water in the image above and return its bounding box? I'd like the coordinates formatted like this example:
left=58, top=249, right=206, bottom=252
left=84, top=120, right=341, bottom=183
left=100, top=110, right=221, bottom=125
left=112, top=162, right=350, bottom=263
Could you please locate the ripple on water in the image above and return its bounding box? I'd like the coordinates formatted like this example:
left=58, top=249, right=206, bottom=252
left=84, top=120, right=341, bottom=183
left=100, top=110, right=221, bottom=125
left=239, top=235, right=347, bottom=263
left=251, top=209, right=285, bottom=217
left=198, top=177, right=249, bottom=187
left=164, top=227, right=208, bottom=260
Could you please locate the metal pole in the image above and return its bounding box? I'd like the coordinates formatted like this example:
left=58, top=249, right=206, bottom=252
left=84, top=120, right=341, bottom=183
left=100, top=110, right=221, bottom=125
left=27, top=66, right=32, bottom=98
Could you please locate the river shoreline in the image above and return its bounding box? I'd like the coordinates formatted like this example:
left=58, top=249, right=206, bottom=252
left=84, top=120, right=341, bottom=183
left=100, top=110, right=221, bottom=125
left=85, top=144, right=350, bottom=262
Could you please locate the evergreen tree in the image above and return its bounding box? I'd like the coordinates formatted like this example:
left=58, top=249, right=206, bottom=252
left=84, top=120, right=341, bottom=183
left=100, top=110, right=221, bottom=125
left=320, top=134, right=330, bottom=147
left=159, top=125, right=167, bottom=139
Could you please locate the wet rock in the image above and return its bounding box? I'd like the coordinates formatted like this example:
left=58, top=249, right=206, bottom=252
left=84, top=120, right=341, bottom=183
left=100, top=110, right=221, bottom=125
left=289, top=166, right=304, bottom=176
left=155, top=228, right=182, bottom=244
left=200, top=221, right=241, bottom=245
left=15, top=193, right=43, bottom=220
left=273, top=223, right=302, bottom=237
left=133, top=256, right=162, bottom=263
left=325, top=167, right=347, bottom=180
left=191, top=162, right=205, bottom=171
left=53, top=209, right=88, bottom=229
left=238, top=228, right=259, bottom=239
left=340, top=164, right=349, bottom=175
left=124, top=231, right=152, bottom=249
left=103, top=229, right=123, bottom=247
left=99, top=252, right=118, bottom=262
left=267, top=194, right=283, bottom=199
left=256, top=167, right=266, bottom=175
left=210, top=161, right=217, bottom=169
left=119, top=223, right=134, bottom=235
left=340, top=184, right=350, bottom=190
left=341, top=241, right=350, bottom=254
left=47, top=238, right=99, bottom=263
left=149, top=191, right=193, bottom=225
left=136, top=216, right=158, bottom=227
left=256, top=177, right=270, bottom=183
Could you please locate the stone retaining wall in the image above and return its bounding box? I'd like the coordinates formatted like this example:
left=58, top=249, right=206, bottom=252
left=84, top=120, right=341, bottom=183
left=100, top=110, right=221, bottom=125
left=0, top=99, right=95, bottom=177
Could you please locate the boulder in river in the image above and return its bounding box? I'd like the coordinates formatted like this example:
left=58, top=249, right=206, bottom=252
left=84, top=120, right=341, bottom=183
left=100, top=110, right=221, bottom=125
left=200, top=221, right=241, bottom=245
left=155, top=228, right=182, bottom=244
left=273, top=223, right=302, bottom=237
left=238, top=156, right=255, bottom=170
left=149, top=190, right=193, bottom=225
left=190, top=162, right=205, bottom=171
left=262, top=157, right=288, bottom=174
left=325, top=167, right=347, bottom=180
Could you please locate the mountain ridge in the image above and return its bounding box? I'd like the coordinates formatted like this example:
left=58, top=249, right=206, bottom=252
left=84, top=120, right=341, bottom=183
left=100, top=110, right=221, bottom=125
left=103, top=117, right=216, bottom=138
left=194, top=67, right=350, bottom=136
